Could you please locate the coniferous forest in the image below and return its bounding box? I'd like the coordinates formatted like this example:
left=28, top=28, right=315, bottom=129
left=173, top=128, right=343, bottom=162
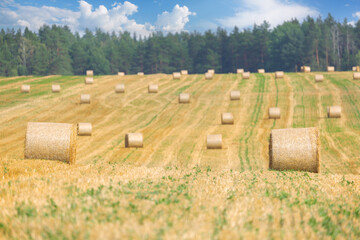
left=1, top=14, right=360, bottom=76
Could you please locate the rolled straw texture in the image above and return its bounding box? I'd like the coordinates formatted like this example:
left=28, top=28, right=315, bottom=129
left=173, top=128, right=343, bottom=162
left=148, top=84, right=158, bottom=93
left=24, top=122, right=77, bottom=164
left=181, top=70, right=188, bottom=75
left=327, top=106, right=341, bottom=118
left=125, top=133, right=143, bottom=148
left=21, top=85, right=30, bottom=93
left=242, top=72, right=250, bottom=79
left=205, top=72, right=213, bottom=80
left=115, top=84, right=125, bottom=93
left=137, top=72, right=144, bottom=76
left=315, top=74, right=324, bottom=82
left=179, top=93, right=190, bottom=103
left=221, top=113, right=234, bottom=125
left=207, top=134, right=222, bottom=149
left=269, top=107, right=281, bottom=119
left=269, top=127, right=320, bottom=173
left=52, top=85, right=61, bottom=93
left=258, top=69, right=265, bottom=73
left=173, top=72, right=181, bottom=79
left=327, top=66, right=335, bottom=72
left=354, top=72, right=360, bottom=80
left=303, top=66, right=311, bottom=72
left=208, top=69, right=215, bottom=74
left=230, top=90, right=240, bottom=100
left=77, top=123, right=92, bottom=136
left=118, top=72, right=125, bottom=76
left=275, top=71, right=284, bottom=79
left=237, top=69, right=244, bottom=74
left=86, top=70, right=93, bottom=76
left=353, top=66, right=358, bottom=71
left=80, top=94, right=91, bottom=104
left=85, top=77, right=94, bottom=84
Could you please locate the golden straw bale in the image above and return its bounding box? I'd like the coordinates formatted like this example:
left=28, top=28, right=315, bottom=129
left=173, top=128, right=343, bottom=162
left=85, top=77, right=94, bottom=84
left=242, top=72, right=250, bottom=79
left=137, top=72, right=144, bottom=76
left=221, top=113, right=234, bottom=125
left=275, top=71, right=284, bottom=79
left=327, top=106, right=341, bottom=118
left=77, top=123, right=92, bottom=136
left=300, top=66, right=304, bottom=72
left=269, top=127, right=320, bottom=173
left=303, top=66, right=311, bottom=72
left=230, top=90, right=240, bottom=100
left=80, top=94, right=91, bottom=104
left=181, top=70, right=188, bottom=75
left=327, top=66, right=335, bottom=72
left=148, top=84, right=158, bottom=93
left=315, top=74, right=324, bottom=82
left=205, top=72, right=213, bottom=80
left=237, top=69, right=244, bottom=74
left=21, top=84, right=30, bottom=93
left=118, top=72, right=125, bottom=76
left=125, top=133, right=143, bottom=148
left=269, top=107, right=281, bottom=119
left=86, top=70, right=93, bottom=76
left=354, top=72, right=360, bottom=80
left=352, top=66, right=357, bottom=71
left=258, top=69, right=265, bottom=73
left=52, top=85, right=61, bottom=93
left=115, top=84, right=125, bottom=93
left=208, top=69, right=215, bottom=74
left=24, top=122, right=77, bottom=164
left=179, top=93, right=190, bottom=103
left=207, top=134, right=222, bottom=149
left=173, top=72, right=181, bottom=79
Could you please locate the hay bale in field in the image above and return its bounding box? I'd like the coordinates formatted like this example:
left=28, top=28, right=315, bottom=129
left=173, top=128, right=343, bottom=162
left=21, top=84, right=30, bottom=93
left=86, top=70, right=93, bottom=76
left=77, top=123, right=92, bottom=136
left=269, top=127, right=320, bottom=173
left=208, top=69, right=215, bottom=74
left=237, top=69, right=244, bottom=74
left=302, top=66, right=311, bottom=72
left=221, top=113, right=234, bottom=125
left=179, top=93, right=190, bottom=103
left=125, top=133, right=143, bottom=148
left=181, top=70, right=188, bottom=75
left=173, top=72, right=181, bottom=80
left=327, top=66, right=335, bottom=72
left=300, top=66, right=304, bottom=72
left=118, top=72, right=125, bottom=76
left=115, top=84, right=125, bottom=93
left=85, top=77, right=94, bottom=84
left=327, top=106, right=341, bottom=118
left=357, top=66, right=360, bottom=72
left=230, top=90, right=240, bottom=100
left=137, top=72, right=144, bottom=76
left=315, top=74, right=324, bottom=82
left=148, top=84, right=158, bottom=93
left=52, top=84, right=61, bottom=93
left=205, top=72, right=213, bottom=80
left=24, top=122, right=77, bottom=164
left=207, top=134, right=222, bottom=149
left=80, top=94, right=91, bottom=104
left=354, top=72, right=360, bottom=80
left=269, top=107, right=281, bottom=119
left=275, top=71, right=284, bottom=79
left=242, top=72, right=250, bottom=79
left=352, top=66, right=357, bottom=71
left=258, top=69, right=265, bottom=73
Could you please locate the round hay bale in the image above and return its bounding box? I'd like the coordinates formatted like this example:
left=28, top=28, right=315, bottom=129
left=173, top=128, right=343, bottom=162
left=269, top=127, right=320, bottom=173
left=21, top=84, right=30, bottom=93
left=275, top=71, right=284, bottom=79
left=230, top=90, right=240, bottom=100
left=237, top=69, right=244, bottom=74
left=52, top=84, right=61, bottom=93
left=80, top=94, right=91, bottom=104
left=125, top=133, right=143, bottom=148
left=352, top=66, right=357, bottom=71
left=327, top=66, right=335, bottom=72
left=148, top=84, right=158, bottom=93
left=208, top=69, right=215, bottom=74
left=77, top=123, right=92, bottom=136
left=24, top=122, right=77, bottom=164
left=258, top=69, right=265, bottom=73
left=137, top=72, right=144, bottom=76
left=179, top=93, right=190, bottom=103
left=205, top=72, right=213, bottom=80
left=86, top=70, right=93, bottom=76
left=207, top=134, right=222, bottom=149
left=221, top=113, right=234, bottom=125
left=269, top=107, right=281, bottom=119
left=115, top=84, right=125, bottom=93
left=327, top=106, right=341, bottom=118
left=118, top=72, right=125, bottom=76
left=173, top=72, right=181, bottom=80
left=85, top=77, right=94, bottom=85
left=315, top=74, right=324, bottom=82
left=181, top=70, right=188, bottom=75
left=300, top=66, right=304, bottom=72
left=353, top=72, right=360, bottom=80
left=303, top=66, right=311, bottom=72
left=242, top=72, right=250, bottom=79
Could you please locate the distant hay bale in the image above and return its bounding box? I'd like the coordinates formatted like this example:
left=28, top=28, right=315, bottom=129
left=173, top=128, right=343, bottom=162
left=230, top=90, right=240, bottom=100
left=300, top=66, right=304, bottom=72
left=207, top=134, right=222, bottom=149
left=137, top=72, right=144, bottom=76
left=327, top=106, right=341, bottom=118
left=352, top=66, right=357, bottom=71
left=205, top=72, right=213, bottom=80
left=275, top=71, right=284, bottom=79
left=258, top=69, right=265, bottom=73
left=242, top=72, right=250, bottom=79
left=208, top=69, right=215, bottom=74
left=24, top=122, right=77, bottom=164
left=221, top=113, right=234, bottom=125
left=85, top=77, right=94, bottom=84
left=52, top=85, right=61, bottom=93
left=80, top=94, right=91, bottom=104
left=302, top=66, right=311, bottom=72
left=181, top=70, right=188, bottom=75
left=269, top=127, right=320, bottom=173
left=327, top=66, right=335, bottom=72
left=77, top=123, right=92, bottom=136
left=179, top=93, right=190, bottom=103
left=86, top=70, right=93, bottom=76
left=173, top=72, right=181, bottom=80
left=21, top=84, right=30, bottom=93
left=118, top=72, right=125, bottom=76
left=315, top=74, right=324, bottom=82
left=237, top=69, right=244, bottom=74
left=115, top=84, right=125, bottom=93
left=269, top=107, right=281, bottom=119
left=125, top=133, right=143, bottom=148
left=148, top=84, right=158, bottom=93
left=354, top=72, right=360, bottom=80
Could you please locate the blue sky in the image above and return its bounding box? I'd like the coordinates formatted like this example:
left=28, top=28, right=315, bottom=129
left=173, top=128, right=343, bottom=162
left=1, top=0, right=360, bottom=35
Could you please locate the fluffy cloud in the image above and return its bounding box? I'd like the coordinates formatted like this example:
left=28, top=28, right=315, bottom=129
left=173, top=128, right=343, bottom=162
left=353, top=12, right=360, bottom=19
left=0, top=1, right=194, bottom=36
left=218, top=0, right=319, bottom=29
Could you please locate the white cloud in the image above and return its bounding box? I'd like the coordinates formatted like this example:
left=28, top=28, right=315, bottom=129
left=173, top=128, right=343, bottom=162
left=353, top=11, right=360, bottom=19
left=155, top=4, right=195, bottom=33
left=218, top=0, right=319, bottom=29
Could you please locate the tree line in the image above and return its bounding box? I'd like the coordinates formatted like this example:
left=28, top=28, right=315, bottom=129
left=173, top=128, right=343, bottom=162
left=1, top=14, right=360, bottom=76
